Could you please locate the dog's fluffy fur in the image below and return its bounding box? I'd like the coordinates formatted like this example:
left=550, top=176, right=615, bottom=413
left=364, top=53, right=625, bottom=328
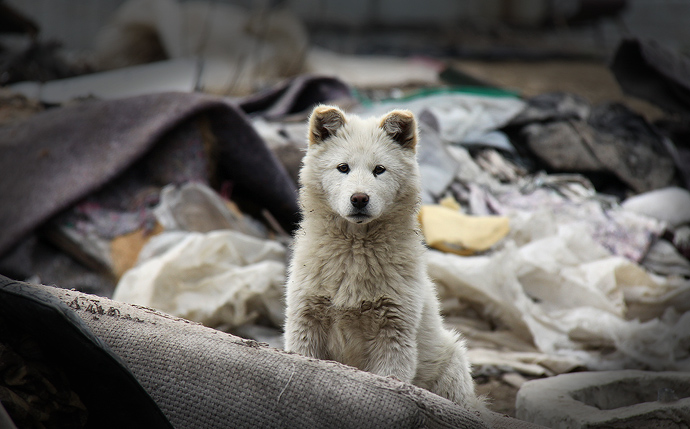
left=284, top=105, right=480, bottom=408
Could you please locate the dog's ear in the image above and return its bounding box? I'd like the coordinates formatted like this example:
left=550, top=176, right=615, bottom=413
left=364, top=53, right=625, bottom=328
left=380, top=110, right=417, bottom=150
left=308, top=105, right=346, bottom=145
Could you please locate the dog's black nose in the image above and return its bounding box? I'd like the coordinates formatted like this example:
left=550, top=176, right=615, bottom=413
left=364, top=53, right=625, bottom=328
left=351, top=193, right=369, bottom=209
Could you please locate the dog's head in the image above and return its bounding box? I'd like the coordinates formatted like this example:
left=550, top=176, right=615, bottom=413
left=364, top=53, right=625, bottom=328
left=301, top=105, right=419, bottom=225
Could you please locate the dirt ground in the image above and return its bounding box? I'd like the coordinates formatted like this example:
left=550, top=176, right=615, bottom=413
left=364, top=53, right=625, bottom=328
left=476, top=377, right=521, bottom=417
left=454, top=59, right=664, bottom=120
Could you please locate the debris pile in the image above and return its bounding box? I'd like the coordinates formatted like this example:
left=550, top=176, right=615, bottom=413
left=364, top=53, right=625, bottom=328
left=1, top=0, right=690, bottom=422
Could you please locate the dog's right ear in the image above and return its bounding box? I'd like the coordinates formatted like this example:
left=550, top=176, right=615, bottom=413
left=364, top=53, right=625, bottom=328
left=308, top=105, right=346, bottom=145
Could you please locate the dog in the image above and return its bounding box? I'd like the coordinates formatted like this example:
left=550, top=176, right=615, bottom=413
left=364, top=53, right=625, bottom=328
left=284, top=105, right=480, bottom=409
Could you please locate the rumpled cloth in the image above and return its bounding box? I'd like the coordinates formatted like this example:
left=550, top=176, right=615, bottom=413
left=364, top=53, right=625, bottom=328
left=490, top=184, right=665, bottom=263
left=506, top=92, right=677, bottom=194
left=0, top=91, right=299, bottom=258
left=361, top=90, right=526, bottom=144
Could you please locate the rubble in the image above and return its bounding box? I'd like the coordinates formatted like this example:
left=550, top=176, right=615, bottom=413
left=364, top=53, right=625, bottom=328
left=1, top=3, right=690, bottom=424
left=516, top=370, right=690, bottom=428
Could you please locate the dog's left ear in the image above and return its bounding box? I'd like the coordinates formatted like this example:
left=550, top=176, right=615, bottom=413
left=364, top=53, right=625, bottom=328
left=380, top=110, right=417, bottom=150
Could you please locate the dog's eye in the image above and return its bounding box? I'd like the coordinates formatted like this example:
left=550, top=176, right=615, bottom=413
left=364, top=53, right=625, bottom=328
left=337, top=163, right=350, bottom=173
left=373, top=165, right=386, bottom=176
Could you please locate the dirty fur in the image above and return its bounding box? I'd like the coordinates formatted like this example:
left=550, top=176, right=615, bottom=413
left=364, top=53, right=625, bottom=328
left=284, top=105, right=482, bottom=409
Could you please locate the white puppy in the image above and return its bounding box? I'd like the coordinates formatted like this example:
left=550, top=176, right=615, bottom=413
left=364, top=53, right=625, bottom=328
left=284, top=105, right=480, bottom=409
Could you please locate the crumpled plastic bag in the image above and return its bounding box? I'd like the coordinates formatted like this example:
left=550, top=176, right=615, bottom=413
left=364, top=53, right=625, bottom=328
left=154, top=182, right=266, bottom=237
left=428, top=210, right=690, bottom=371
left=114, top=230, right=286, bottom=328
left=419, top=197, right=510, bottom=255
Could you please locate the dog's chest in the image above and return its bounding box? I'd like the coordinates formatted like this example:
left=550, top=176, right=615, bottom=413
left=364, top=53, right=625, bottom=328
left=305, top=295, right=404, bottom=368
left=311, top=237, right=409, bottom=302
left=294, top=231, right=421, bottom=366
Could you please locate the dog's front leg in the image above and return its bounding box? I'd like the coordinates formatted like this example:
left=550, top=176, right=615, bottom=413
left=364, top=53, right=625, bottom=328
left=365, top=334, right=418, bottom=383
left=284, top=297, right=331, bottom=360
left=362, top=299, right=418, bottom=383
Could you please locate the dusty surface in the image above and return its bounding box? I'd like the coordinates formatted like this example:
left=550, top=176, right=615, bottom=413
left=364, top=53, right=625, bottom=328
left=476, top=377, right=521, bottom=417
left=453, top=59, right=664, bottom=120
left=515, top=370, right=690, bottom=427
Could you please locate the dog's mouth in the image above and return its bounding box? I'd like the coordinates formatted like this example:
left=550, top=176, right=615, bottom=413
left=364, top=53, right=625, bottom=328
left=347, top=212, right=371, bottom=224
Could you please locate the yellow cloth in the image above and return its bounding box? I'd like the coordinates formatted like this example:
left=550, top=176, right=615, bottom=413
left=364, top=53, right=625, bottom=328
left=419, top=197, right=510, bottom=255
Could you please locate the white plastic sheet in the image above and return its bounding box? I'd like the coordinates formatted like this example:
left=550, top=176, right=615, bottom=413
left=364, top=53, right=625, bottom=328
left=154, top=182, right=266, bottom=237
left=621, top=187, right=690, bottom=229
left=428, top=211, right=690, bottom=371
left=114, top=230, right=286, bottom=328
